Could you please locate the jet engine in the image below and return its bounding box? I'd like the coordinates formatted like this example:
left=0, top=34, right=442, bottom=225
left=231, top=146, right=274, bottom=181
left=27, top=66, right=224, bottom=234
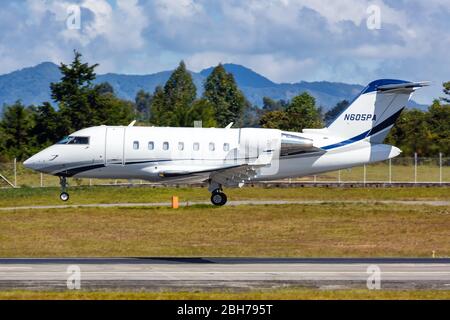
left=280, top=133, right=322, bottom=156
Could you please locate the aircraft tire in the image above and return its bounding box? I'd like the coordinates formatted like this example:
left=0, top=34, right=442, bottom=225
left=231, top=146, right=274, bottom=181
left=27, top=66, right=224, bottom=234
left=211, top=191, right=227, bottom=206
left=60, top=192, right=69, bottom=202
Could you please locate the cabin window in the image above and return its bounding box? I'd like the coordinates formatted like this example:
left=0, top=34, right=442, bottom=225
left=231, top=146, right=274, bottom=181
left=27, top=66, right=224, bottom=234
left=148, top=141, right=154, bottom=150
left=209, top=142, right=215, bottom=151
left=223, top=143, right=230, bottom=152
left=163, top=142, right=169, bottom=150
left=57, top=136, right=89, bottom=145
left=193, top=142, right=200, bottom=151
left=133, top=141, right=139, bottom=150
left=178, top=142, right=184, bottom=151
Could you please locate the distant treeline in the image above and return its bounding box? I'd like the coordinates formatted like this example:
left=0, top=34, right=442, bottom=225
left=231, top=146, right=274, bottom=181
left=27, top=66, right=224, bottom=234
left=0, top=51, right=449, bottom=161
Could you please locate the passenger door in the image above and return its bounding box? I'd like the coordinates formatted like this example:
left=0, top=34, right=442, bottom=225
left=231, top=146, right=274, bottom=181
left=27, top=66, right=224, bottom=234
left=105, top=127, right=124, bottom=165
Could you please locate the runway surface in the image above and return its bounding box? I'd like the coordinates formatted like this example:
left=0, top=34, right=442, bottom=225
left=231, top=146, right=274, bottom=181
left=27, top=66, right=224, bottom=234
left=1, top=258, right=449, bottom=291
left=0, top=199, right=449, bottom=211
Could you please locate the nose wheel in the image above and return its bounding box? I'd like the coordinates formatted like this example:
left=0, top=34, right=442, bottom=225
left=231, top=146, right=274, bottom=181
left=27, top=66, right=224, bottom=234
left=211, top=190, right=227, bottom=206
left=59, top=176, right=69, bottom=202
left=60, top=192, right=69, bottom=201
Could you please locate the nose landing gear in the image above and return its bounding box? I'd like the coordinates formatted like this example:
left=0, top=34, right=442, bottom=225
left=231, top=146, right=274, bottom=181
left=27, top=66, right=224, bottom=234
left=59, top=176, right=69, bottom=201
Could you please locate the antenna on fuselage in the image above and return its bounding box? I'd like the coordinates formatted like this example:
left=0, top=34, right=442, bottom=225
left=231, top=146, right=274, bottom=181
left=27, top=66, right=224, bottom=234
left=225, top=122, right=234, bottom=129
left=128, top=120, right=137, bottom=127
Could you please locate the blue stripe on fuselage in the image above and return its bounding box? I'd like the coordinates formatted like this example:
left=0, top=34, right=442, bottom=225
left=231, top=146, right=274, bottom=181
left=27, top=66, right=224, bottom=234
left=322, top=107, right=404, bottom=150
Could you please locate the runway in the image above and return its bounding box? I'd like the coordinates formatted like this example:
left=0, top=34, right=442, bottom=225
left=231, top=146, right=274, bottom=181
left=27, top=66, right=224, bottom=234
left=0, top=199, right=449, bottom=211
left=1, top=258, right=449, bottom=291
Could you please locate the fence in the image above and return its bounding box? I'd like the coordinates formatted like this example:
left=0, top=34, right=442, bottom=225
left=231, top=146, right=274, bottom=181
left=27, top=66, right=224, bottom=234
left=1, top=154, right=449, bottom=188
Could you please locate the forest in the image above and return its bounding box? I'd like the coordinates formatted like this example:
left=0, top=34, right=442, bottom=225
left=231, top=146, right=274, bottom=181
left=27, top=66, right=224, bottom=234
left=1, top=51, right=449, bottom=161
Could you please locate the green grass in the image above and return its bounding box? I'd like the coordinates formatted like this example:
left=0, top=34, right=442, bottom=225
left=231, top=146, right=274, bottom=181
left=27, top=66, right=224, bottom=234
left=0, top=288, right=449, bottom=300
left=0, top=203, right=449, bottom=257
left=0, top=185, right=448, bottom=207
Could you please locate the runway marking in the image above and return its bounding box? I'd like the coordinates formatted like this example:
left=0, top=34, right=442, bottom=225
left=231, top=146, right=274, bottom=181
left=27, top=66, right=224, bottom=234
left=1, top=260, right=449, bottom=287
left=0, top=200, right=449, bottom=211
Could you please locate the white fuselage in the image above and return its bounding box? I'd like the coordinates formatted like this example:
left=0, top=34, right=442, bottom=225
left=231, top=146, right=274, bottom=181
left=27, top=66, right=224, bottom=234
left=24, top=125, right=400, bottom=184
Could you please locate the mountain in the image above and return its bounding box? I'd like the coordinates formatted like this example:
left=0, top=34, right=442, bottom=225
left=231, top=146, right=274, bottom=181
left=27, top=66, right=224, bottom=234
left=0, top=62, right=61, bottom=107
left=0, top=62, right=427, bottom=112
left=200, top=63, right=275, bottom=88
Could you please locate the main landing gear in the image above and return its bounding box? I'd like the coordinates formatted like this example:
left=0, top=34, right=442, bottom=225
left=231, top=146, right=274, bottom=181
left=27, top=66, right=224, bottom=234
left=210, top=189, right=227, bottom=206
left=209, top=181, right=227, bottom=206
left=59, top=176, right=69, bottom=201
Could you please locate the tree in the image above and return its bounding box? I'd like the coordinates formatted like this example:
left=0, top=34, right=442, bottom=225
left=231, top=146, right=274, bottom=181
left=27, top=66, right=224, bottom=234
left=259, top=92, right=323, bottom=131
left=242, top=104, right=263, bottom=127
left=50, top=50, right=99, bottom=132
left=284, top=92, right=323, bottom=131
left=385, top=81, right=450, bottom=157
left=30, top=102, right=70, bottom=147
left=385, top=109, right=431, bottom=156
left=163, top=61, right=197, bottom=126
left=95, top=82, right=114, bottom=95
left=49, top=51, right=136, bottom=131
left=149, top=61, right=218, bottom=127
left=0, top=101, right=35, bottom=160
left=135, top=89, right=152, bottom=121
left=188, top=99, right=217, bottom=128
left=88, top=88, right=135, bottom=126
left=262, top=97, right=287, bottom=112
left=150, top=86, right=168, bottom=125
left=203, top=64, right=248, bottom=127
left=442, top=81, right=450, bottom=103
left=260, top=110, right=290, bottom=129
left=426, top=100, right=450, bottom=156
left=0, top=126, right=6, bottom=162
left=324, top=100, right=349, bottom=124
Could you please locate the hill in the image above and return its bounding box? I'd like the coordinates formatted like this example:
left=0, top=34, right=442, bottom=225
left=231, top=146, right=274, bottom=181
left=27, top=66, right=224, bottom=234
left=0, top=62, right=426, bottom=112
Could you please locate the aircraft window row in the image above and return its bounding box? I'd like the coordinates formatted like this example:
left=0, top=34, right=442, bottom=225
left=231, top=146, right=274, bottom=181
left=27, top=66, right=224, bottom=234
left=133, top=141, right=231, bottom=152
left=57, top=136, right=90, bottom=145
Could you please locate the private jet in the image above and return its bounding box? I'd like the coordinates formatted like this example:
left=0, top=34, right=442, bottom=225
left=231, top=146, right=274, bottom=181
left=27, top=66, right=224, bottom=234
left=24, top=79, right=428, bottom=205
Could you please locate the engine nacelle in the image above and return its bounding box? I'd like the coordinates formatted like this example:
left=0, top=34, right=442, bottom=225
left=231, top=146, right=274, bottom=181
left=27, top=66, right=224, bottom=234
left=281, top=132, right=318, bottom=156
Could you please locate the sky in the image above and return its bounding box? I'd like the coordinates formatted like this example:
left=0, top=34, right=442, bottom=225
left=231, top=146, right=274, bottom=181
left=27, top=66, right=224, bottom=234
left=0, top=0, right=449, bottom=104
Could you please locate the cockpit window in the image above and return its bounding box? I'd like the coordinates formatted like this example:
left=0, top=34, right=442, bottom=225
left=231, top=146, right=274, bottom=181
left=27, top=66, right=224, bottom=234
left=57, top=136, right=90, bottom=145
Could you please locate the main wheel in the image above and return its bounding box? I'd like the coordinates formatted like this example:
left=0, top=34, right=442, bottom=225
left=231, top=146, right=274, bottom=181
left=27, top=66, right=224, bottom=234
left=211, top=191, right=227, bottom=206
left=60, top=192, right=69, bottom=202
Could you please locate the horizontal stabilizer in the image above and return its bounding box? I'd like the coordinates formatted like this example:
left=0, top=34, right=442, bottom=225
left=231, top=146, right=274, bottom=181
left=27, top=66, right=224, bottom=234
left=377, top=81, right=430, bottom=93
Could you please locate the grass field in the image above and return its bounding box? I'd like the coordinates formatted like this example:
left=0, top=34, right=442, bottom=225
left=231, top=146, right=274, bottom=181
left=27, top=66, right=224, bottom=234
left=0, top=187, right=448, bottom=300
left=0, top=288, right=449, bottom=300
left=0, top=201, right=448, bottom=257
left=0, top=185, right=448, bottom=207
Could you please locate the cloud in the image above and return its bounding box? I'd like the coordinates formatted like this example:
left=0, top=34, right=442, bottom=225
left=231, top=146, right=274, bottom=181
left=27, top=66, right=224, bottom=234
left=0, top=0, right=448, bottom=103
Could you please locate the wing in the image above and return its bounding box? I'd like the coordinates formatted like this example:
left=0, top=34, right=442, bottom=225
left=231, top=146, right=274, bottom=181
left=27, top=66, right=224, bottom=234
left=208, top=149, right=273, bottom=187
left=157, top=149, right=274, bottom=187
